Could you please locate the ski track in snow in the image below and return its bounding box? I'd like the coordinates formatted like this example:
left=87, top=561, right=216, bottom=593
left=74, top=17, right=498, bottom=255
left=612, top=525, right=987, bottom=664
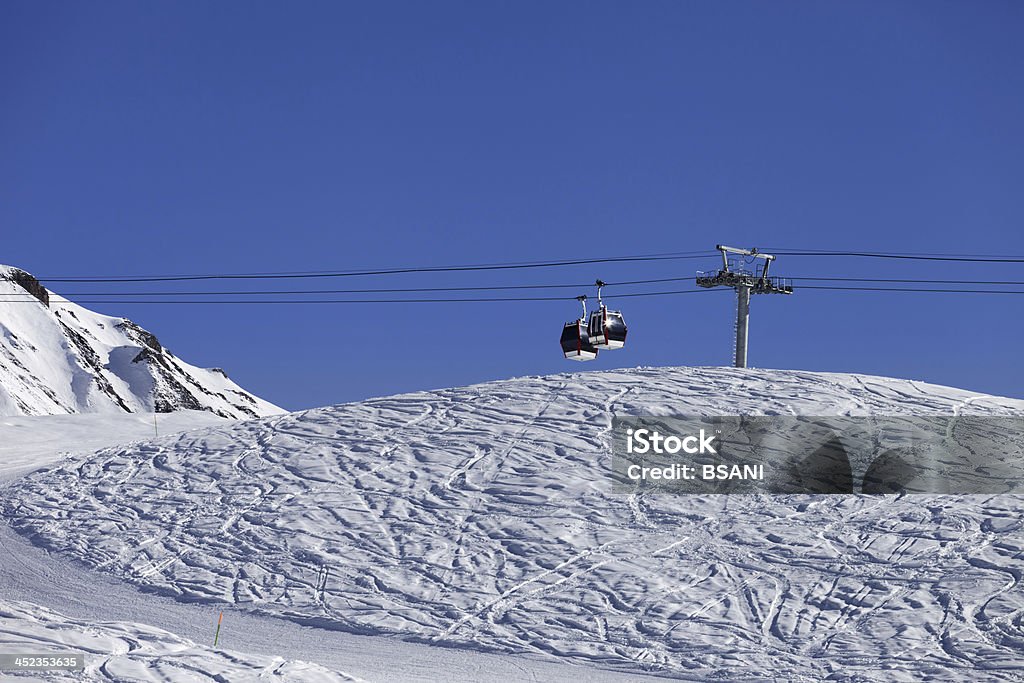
left=3, top=366, right=1024, bottom=681
left=0, top=598, right=359, bottom=682
left=0, top=415, right=645, bottom=682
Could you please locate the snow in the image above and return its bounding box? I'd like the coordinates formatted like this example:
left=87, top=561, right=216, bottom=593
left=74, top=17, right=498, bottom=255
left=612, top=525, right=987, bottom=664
left=0, top=266, right=282, bottom=418
left=0, top=411, right=229, bottom=481
left=3, top=366, right=1023, bottom=680
left=0, top=412, right=356, bottom=682
left=0, top=407, right=685, bottom=682
left=0, top=599, right=357, bottom=682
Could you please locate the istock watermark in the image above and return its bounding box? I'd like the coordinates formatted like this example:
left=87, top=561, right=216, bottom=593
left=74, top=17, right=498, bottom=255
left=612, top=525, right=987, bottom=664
left=611, top=416, right=1024, bottom=494
left=625, top=427, right=718, bottom=455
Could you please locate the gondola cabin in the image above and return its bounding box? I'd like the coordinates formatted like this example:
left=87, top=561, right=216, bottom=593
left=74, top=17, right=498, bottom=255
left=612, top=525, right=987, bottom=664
left=588, top=305, right=627, bottom=349
left=560, top=319, right=598, bottom=361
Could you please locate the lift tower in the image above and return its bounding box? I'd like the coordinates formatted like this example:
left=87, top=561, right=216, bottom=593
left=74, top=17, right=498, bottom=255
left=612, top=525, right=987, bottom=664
left=696, top=245, right=793, bottom=368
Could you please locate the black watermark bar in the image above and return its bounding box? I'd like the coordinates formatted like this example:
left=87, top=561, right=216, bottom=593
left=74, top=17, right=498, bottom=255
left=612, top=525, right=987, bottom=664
left=611, top=416, right=1024, bottom=494
left=0, top=653, right=85, bottom=671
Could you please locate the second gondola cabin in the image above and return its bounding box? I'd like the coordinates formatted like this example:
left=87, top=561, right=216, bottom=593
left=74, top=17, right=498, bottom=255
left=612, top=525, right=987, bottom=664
left=588, top=305, right=627, bottom=349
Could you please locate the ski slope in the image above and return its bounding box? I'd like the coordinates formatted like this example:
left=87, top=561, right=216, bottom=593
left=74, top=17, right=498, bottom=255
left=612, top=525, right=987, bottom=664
left=0, top=411, right=357, bottom=682
left=4, top=366, right=1024, bottom=680
left=0, top=411, right=640, bottom=682
left=0, top=411, right=229, bottom=481
left=0, top=409, right=348, bottom=679
left=0, top=599, right=355, bottom=682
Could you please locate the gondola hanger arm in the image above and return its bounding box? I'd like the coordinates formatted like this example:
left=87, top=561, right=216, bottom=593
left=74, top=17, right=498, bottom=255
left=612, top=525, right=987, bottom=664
left=576, top=294, right=588, bottom=318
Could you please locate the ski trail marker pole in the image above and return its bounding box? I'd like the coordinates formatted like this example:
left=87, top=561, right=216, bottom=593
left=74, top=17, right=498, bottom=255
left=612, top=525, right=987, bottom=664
left=214, top=611, right=223, bottom=647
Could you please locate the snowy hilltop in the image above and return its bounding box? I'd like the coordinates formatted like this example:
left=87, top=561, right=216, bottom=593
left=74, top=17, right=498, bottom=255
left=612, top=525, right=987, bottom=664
left=0, top=266, right=282, bottom=418
left=4, top=366, right=1024, bottom=680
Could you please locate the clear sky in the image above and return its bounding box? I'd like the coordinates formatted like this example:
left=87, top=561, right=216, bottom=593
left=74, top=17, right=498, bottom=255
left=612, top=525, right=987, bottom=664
left=2, top=1, right=1022, bottom=410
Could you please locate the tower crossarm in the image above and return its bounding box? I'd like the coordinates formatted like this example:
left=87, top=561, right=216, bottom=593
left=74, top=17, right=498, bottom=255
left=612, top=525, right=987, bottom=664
left=696, top=245, right=793, bottom=294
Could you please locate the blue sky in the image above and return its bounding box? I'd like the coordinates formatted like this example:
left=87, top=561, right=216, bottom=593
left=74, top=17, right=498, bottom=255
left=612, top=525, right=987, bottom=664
left=2, top=1, right=1022, bottom=410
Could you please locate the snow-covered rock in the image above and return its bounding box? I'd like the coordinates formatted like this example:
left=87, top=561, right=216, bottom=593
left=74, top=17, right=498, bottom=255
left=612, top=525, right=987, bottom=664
left=0, top=266, right=281, bottom=418
left=4, top=367, right=1024, bottom=680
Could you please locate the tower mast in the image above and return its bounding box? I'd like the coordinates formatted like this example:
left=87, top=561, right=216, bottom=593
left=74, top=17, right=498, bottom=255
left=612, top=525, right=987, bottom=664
left=696, top=245, right=793, bottom=368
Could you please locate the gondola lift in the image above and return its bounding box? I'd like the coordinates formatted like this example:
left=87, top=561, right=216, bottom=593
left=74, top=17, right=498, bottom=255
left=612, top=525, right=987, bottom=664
left=560, top=295, right=599, bottom=361
left=587, top=280, right=627, bottom=350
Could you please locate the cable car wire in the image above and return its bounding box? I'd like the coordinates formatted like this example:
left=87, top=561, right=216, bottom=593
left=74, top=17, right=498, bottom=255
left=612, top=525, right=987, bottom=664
left=2, top=275, right=1020, bottom=298
left=35, top=251, right=717, bottom=283
left=800, top=285, right=1024, bottom=294
left=768, top=250, right=1024, bottom=263
left=1, top=289, right=720, bottom=305
left=25, top=245, right=1024, bottom=285
left=4, top=284, right=1024, bottom=305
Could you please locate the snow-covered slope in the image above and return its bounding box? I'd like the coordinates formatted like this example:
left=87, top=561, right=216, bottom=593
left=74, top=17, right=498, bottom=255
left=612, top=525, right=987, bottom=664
left=0, top=411, right=231, bottom=481
left=4, top=367, right=1024, bottom=680
left=0, top=266, right=281, bottom=418
left=0, top=599, right=357, bottom=682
